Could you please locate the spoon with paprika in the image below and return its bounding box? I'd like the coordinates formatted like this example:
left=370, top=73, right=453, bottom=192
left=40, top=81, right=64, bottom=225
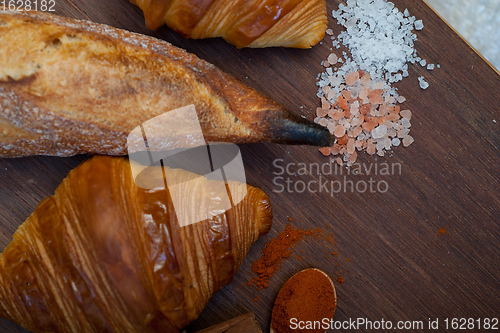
left=270, top=268, right=337, bottom=333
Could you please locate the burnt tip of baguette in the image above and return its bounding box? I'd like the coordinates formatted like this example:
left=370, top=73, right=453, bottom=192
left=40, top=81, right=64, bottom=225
left=265, top=113, right=334, bottom=147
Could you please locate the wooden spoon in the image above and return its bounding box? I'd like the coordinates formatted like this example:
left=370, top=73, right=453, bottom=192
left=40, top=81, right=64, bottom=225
left=270, top=268, right=337, bottom=333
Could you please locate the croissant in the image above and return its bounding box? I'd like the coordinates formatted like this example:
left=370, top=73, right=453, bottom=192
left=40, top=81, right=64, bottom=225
left=0, top=156, right=273, bottom=333
left=130, top=0, right=328, bottom=48
left=0, top=11, right=333, bottom=158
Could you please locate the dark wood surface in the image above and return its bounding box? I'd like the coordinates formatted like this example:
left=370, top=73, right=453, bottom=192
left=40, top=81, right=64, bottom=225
left=196, top=312, right=262, bottom=333
left=1, top=0, right=499, bottom=332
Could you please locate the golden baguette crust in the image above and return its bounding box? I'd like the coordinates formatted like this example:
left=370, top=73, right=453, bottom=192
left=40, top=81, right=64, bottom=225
left=0, top=10, right=332, bottom=157
left=0, top=156, right=273, bottom=332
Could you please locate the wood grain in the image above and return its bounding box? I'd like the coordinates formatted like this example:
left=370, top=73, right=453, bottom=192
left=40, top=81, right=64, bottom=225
left=195, top=312, right=262, bottom=333
left=1, top=0, right=499, bottom=332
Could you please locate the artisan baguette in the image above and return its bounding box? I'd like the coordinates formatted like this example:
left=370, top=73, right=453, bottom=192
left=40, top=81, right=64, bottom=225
left=0, top=10, right=332, bottom=158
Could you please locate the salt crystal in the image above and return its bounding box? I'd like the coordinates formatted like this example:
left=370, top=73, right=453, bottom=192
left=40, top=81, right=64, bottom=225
left=392, top=138, right=401, bottom=146
left=317, top=107, right=328, bottom=118
left=327, top=89, right=337, bottom=100
left=427, top=64, right=435, bottom=70
left=345, top=71, right=359, bottom=85
left=397, top=128, right=410, bottom=138
left=327, top=122, right=336, bottom=134
left=400, top=110, right=412, bottom=120
left=319, top=147, right=331, bottom=156
left=328, top=53, right=338, bottom=65
left=347, top=139, right=356, bottom=154
left=418, top=76, right=429, bottom=89
left=383, top=138, right=392, bottom=150
left=348, top=151, right=358, bottom=164
left=401, top=117, right=411, bottom=128
left=339, top=118, right=350, bottom=128
left=321, top=97, right=330, bottom=109
left=373, top=81, right=385, bottom=90
left=376, top=140, right=385, bottom=152
left=391, top=122, right=401, bottom=131
left=371, top=125, right=388, bottom=139
left=414, top=20, right=424, bottom=30
left=402, top=135, right=414, bottom=147
left=350, top=103, right=359, bottom=115
left=326, top=28, right=334, bottom=35
left=334, top=125, right=346, bottom=137
left=419, top=59, right=427, bottom=67
left=397, top=96, right=406, bottom=103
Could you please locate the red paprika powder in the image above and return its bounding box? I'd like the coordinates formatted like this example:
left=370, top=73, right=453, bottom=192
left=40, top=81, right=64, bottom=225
left=271, top=268, right=336, bottom=333
left=250, top=225, right=322, bottom=289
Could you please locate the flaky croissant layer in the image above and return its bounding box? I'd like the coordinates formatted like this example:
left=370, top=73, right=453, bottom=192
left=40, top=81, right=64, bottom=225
left=0, top=156, right=272, bottom=333
left=130, top=0, right=328, bottom=48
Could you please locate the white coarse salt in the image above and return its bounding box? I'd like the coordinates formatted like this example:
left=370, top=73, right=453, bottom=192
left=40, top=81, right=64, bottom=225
left=401, top=117, right=411, bottom=128
left=418, top=76, right=429, bottom=89
left=427, top=63, right=435, bottom=70
left=331, top=0, right=421, bottom=84
left=414, top=19, right=424, bottom=30
left=371, top=125, right=388, bottom=139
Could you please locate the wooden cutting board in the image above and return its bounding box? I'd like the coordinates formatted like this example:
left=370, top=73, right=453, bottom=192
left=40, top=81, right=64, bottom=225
left=1, top=0, right=499, bottom=332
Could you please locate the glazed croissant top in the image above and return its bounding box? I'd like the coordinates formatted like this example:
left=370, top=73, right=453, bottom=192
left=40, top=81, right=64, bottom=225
left=130, top=0, right=328, bottom=48
left=0, top=156, right=273, bottom=333
left=0, top=10, right=332, bottom=158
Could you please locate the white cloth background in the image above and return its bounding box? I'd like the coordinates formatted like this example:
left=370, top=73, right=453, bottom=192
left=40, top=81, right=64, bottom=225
left=425, top=0, right=500, bottom=70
